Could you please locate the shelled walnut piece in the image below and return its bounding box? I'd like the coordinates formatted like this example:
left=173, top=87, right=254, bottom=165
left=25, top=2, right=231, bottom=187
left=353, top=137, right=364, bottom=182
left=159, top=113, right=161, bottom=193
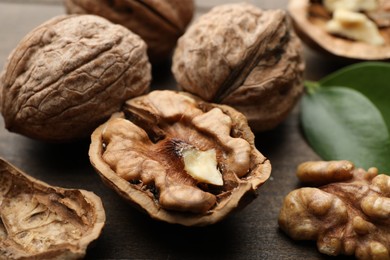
left=89, top=90, right=271, bottom=226
left=0, top=157, right=105, bottom=259
left=172, top=3, right=304, bottom=132
left=322, top=0, right=385, bottom=46
left=279, top=160, right=390, bottom=259
left=64, top=0, right=194, bottom=63
left=0, top=14, right=150, bottom=142
left=326, top=9, right=385, bottom=46
left=288, top=0, right=390, bottom=60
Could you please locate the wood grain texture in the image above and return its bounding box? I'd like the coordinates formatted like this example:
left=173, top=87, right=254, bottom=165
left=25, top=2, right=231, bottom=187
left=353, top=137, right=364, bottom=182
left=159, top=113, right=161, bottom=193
left=0, top=1, right=359, bottom=259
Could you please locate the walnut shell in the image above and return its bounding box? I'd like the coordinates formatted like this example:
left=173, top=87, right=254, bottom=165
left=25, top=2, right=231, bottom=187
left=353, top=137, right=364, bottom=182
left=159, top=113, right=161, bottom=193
left=0, top=157, right=105, bottom=259
left=0, top=14, right=151, bottom=142
left=279, top=161, right=390, bottom=259
left=64, top=0, right=194, bottom=63
left=288, top=0, right=390, bottom=60
left=172, top=3, right=304, bottom=132
left=89, top=90, right=271, bottom=226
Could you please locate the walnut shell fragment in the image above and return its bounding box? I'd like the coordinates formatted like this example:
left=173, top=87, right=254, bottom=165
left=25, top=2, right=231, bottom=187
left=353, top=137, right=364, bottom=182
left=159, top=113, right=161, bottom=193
left=172, top=3, right=304, bottom=132
left=279, top=160, right=390, bottom=259
left=89, top=90, right=271, bottom=226
left=0, top=157, right=105, bottom=259
left=288, top=0, right=390, bottom=60
left=64, top=0, right=194, bottom=63
left=0, top=14, right=151, bottom=142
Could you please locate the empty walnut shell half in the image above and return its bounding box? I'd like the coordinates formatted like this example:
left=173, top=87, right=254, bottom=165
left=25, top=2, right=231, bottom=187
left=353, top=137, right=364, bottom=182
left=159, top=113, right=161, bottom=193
left=279, top=160, right=390, bottom=259
left=288, top=0, right=390, bottom=60
left=0, top=14, right=151, bottom=142
left=64, top=0, right=194, bottom=63
left=0, top=157, right=105, bottom=259
left=89, top=90, right=271, bottom=226
left=172, top=3, right=304, bottom=132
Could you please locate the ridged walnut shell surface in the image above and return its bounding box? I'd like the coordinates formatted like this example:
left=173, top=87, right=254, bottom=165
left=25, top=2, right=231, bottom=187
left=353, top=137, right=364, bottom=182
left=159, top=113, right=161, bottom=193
left=288, top=0, right=390, bottom=60
left=172, top=3, right=304, bottom=132
left=0, top=14, right=151, bottom=142
left=89, top=90, right=271, bottom=226
left=64, top=0, right=194, bottom=63
left=0, top=157, right=105, bottom=259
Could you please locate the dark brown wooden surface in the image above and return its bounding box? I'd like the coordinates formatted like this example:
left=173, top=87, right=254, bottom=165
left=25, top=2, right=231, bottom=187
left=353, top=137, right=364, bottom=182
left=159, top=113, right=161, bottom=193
left=0, top=1, right=358, bottom=259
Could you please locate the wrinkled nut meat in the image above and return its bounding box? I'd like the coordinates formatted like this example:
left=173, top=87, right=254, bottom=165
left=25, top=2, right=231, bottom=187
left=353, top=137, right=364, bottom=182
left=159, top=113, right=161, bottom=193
left=288, top=0, right=390, bottom=60
left=0, top=157, right=105, bottom=259
left=0, top=14, right=151, bottom=142
left=89, top=90, right=271, bottom=226
left=172, top=3, right=304, bottom=132
left=64, top=0, right=194, bottom=63
left=279, top=160, right=390, bottom=259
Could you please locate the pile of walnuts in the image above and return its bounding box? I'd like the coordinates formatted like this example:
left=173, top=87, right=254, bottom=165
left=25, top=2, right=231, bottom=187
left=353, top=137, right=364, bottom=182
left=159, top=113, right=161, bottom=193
left=0, top=1, right=304, bottom=225
left=0, top=1, right=304, bottom=142
left=1, top=1, right=389, bottom=259
left=0, top=1, right=304, bottom=258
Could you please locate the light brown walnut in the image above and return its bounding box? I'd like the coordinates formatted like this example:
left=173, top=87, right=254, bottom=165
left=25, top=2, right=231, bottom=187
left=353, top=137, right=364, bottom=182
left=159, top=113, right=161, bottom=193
left=89, top=90, right=271, bottom=226
left=279, top=160, right=390, bottom=259
left=172, top=3, right=304, bottom=132
left=0, top=157, right=105, bottom=259
left=64, top=0, right=194, bottom=63
left=0, top=14, right=150, bottom=142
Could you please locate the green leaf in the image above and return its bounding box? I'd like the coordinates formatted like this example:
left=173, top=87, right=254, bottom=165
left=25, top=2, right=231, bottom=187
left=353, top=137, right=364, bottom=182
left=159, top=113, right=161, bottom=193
left=301, top=87, right=390, bottom=173
left=301, top=62, right=390, bottom=173
left=319, top=62, right=390, bottom=129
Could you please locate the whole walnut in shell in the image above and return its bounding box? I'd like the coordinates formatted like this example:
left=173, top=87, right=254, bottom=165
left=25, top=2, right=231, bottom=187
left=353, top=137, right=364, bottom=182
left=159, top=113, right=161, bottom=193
left=64, top=0, right=195, bottom=63
left=172, top=3, right=304, bottom=132
left=279, top=160, right=390, bottom=259
left=0, top=15, right=151, bottom=142
left=0, top=157, right=105, bottom=259
left=89, top=90, right=271, bottom=226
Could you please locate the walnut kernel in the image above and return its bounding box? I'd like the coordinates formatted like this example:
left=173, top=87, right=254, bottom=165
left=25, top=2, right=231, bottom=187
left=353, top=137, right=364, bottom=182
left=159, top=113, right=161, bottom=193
left=182, top=147, right=223, bottom=186
left=279, top=160, right=390, bottom=259
left=89, top=90, right=271, bottom=226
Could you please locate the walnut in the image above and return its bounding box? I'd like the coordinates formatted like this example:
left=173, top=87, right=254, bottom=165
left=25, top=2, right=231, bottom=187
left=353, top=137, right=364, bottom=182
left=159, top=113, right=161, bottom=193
left=64, top=0, right=194, bottom=63
left=288, top=0, right=390, bottom=60
left=278, top=160, right=390, bottom=259
left=0, top=157, right=105, bottom=259
left=0, top=14, right=150, bottom=142
left=171, top=3, right=304, bottom=132
left=89, top=90, right=271, bottom=226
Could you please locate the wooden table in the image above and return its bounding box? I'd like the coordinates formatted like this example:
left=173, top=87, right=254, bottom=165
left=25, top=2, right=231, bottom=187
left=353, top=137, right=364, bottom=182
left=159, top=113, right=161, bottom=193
left=0, top=1, right=356, bottom=259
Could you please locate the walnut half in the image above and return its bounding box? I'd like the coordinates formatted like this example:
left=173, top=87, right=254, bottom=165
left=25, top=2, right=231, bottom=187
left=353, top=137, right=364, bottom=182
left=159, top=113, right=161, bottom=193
left=278, top=160, right=390, bottom=259
left=288, top=0, right=390, bottom=60
left=89, top=90, right=271, bottom=226
left=0, top=157, right=105, bottom=259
